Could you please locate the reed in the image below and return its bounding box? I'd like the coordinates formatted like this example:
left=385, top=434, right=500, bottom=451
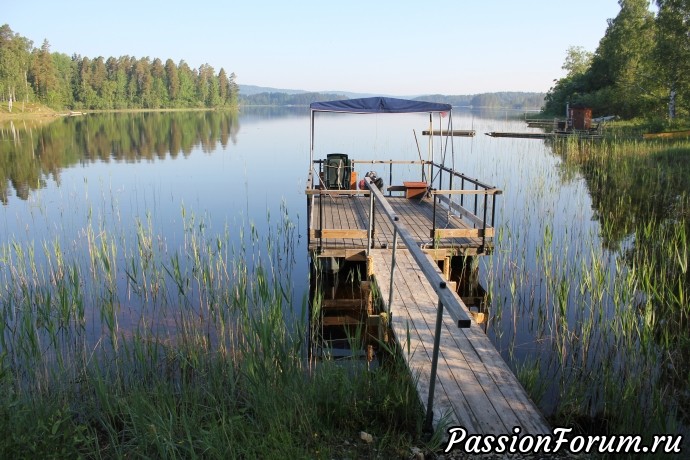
left=0, top=200, right=426, bottom=458
left=485, top=133, right=690, bottom=444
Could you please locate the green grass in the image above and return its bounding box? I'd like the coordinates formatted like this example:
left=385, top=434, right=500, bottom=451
left=0, top=203, right=430, bottom=459
left=604, top=117, right=690, bottom=138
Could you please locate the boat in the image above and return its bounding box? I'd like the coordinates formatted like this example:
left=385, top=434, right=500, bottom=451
left=642, top=130, right=690, bottom=140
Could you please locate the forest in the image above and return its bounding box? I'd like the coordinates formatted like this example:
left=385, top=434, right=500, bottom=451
left=543, top=0, right=690, bottom=121
left=0, top=24, right=542, bottom=112
left=5, top=0, right=689, bottom=118
left=0, top=24, right=239, bottom=111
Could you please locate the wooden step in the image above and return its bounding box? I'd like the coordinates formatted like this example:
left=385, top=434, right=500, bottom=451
left=322, top=299, right=363, bottom=310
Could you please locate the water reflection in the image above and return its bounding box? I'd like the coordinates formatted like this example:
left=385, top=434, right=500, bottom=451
left=0, top=111, right=240, bottom=205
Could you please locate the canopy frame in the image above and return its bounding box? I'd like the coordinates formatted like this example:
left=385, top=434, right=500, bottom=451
left=309, top=96, right=453, bottom=177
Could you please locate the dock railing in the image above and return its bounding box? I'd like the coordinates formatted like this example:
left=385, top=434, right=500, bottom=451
left=361, top=175, right=473, bottom=431
left=427, top=162, right=502, bottom=254
left=307, top=159, right=501, bottom=254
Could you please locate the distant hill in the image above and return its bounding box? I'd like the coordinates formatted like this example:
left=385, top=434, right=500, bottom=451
left=238, top=84, right=374, bottom=99
left=238, top=85, right=545, bottom=109
left=238, top=91, right=349, bottom=106
left=415, top=92, right=545, bottom=110
left=239, top=85, right=310, bottom=96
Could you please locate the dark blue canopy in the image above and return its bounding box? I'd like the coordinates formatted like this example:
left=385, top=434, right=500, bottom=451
left=310, top=97, right=451, bottom=114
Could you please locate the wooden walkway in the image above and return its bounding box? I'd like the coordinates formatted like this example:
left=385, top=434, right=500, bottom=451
left=370, top=249, right=550, bottom=434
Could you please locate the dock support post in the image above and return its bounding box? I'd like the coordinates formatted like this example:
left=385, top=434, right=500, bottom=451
left=388, top=226, right=398, bottom=314
left=425, top=297, right=445, bottom=432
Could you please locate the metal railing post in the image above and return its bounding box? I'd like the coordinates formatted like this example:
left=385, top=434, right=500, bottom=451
left=425, top=294, right=445, bottom=431
left=432, top=190, right=437, bottom=243
left=482, top=193, right=488, bottom=252
left=388, top=223, right=398, bottom=314
left=318, top=161, right=324, bottom=252
left=448, top=172, right=454, bottom=217
left=474, top=182, right=479, bottom=216
left=367, top=186, right=374, bottom=255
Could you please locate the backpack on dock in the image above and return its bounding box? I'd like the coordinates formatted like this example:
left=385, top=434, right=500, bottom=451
left=324, top=153, right=351, bottom=190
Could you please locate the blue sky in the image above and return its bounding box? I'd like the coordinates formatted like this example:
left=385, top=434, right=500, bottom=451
left=5, top=1, right=626, bottom=96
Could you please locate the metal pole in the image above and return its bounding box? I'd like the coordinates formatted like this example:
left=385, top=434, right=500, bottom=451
left=482, top=193, right=488, bottom=252
left=367, top=185, right=374, bottom=255
left=388, top=161, right=393, bottom=197
left=448, top=171, right=454, bottom=214
left=425, top=295, right=445, bottom=431
left=432, top=190, right=437, bottom=243
left=319, top=161, right=323, bottom=252
left=388, top=224, right=398, bottom=313
left=474, top=182, right=479, bottom=215
left=437, top=160, right=443, bottom=194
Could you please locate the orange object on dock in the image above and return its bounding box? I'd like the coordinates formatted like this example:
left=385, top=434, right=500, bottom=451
left=350, top=171, right=358, bottom=190
left=403, top=181, right=428, bottom=199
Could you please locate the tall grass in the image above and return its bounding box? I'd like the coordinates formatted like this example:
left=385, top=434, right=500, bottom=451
left=0, top=200, right=425, bottom=458
left=484, top=134, right=690, bottom=445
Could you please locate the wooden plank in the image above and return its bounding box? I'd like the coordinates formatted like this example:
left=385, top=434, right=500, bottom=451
left=430, top=228, right=494, bottom=238
left=322, top=315, right=361, bottom=327
left=322, top=299, right=363, bottom=309
left=370, top=249, right=550, bottom=435
left=305, top=189, right=369, bottom=196
left=373, top=250, right=505, bottom=432
left=314, top=249, right=367, bottom=260
left=311, top=229, right=368, bottom=239
left=422, top=129, right=476, bottom=137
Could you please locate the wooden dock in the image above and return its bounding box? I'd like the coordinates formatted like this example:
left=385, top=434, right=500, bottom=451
left=370, top=249, right=550, bottom=433
left=308, top=193, right=493, bottom=258
left=422, top=129, right=476, bottom=137
left=307, top=162, right=549, bottom=435
left=486, top=131, right=603, bottom=139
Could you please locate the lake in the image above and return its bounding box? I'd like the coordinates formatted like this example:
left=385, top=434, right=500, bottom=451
left=1, top=108, right=687, bottom=434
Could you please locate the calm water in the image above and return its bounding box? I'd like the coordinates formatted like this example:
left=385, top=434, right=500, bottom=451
left=0, top=108, right=682, bottom=425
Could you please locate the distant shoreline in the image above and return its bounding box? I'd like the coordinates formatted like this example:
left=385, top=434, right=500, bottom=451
left=0, top=106, right=238, bottom=122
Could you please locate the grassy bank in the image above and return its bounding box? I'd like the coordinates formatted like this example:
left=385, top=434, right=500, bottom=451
left=0, top=102, right=59, bottom=121
left=0, top=204, right=428, bottom=458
